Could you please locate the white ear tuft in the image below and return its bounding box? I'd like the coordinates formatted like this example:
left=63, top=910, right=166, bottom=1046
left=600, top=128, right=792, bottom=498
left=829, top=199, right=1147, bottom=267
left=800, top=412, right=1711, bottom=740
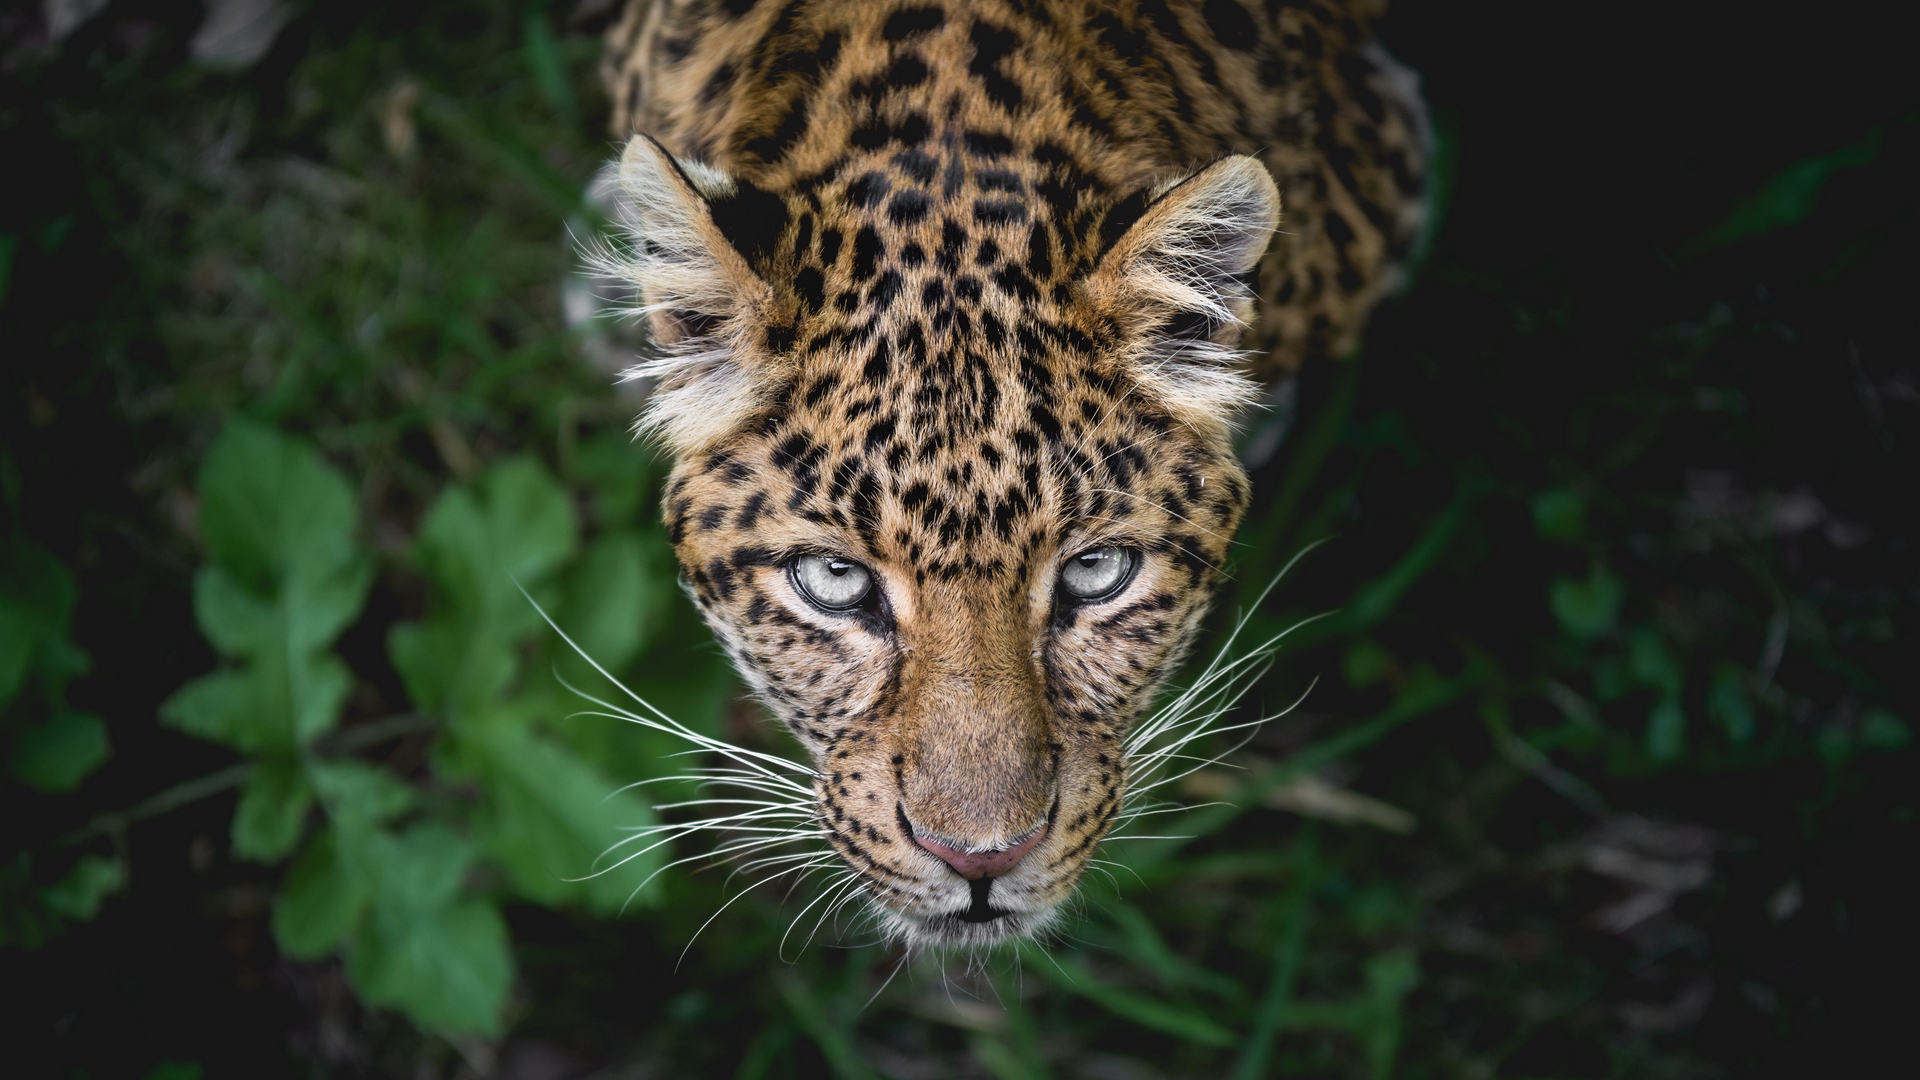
left=1088, top=156, right=1281, bottom=437
left=592, top=136, right=781, bottom=456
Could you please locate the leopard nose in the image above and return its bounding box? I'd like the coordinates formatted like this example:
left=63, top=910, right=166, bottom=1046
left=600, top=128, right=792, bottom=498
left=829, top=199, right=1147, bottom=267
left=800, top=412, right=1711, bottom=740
left=913, top=825, right=1048, bottom=880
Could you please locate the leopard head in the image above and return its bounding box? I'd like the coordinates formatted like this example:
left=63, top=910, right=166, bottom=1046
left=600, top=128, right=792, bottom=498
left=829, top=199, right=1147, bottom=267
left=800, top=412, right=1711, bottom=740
left=605, top=133, right=1278, bottom=946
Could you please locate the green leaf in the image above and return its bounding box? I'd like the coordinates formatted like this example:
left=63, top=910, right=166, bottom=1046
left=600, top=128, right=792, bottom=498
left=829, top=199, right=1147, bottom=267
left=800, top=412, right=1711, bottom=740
left=1628, top=628, right=1684, bottom=696
left=39, top=855, right=126, bottom=922
left=1708, top=668, right=1756, bottom=746
left=347, top=895, right=512, bottom=1036
left=1342, top=639, right=1397, bottom=690
left=462, top=718, right=663, bottom=912
left=197, top=421, right=362, bottom=592
left=1549, top=565, right=1622, bottom=640
left=308, top=760, right=417, bottom=829
left=1690, top=129, right=1881, bottom=251
left=1860, top=710, right=1911, bottom=752
left=390, top=457, right=576, bottom=717
left=1647, top=697, right=1687, bottom=764
left=1531, top=488, right=1586, bottom=545
left=231, top=761, right=314, bottom=861
left=273, top=829, right=370, bottom=960
left=166, top=423, right=371, bottom=757
left=362, top=822, right=477, bottom=914
left=161, top=654, right=353, bottom=753
left=9, top=709, right=109, bottom=792
left=552, top=529, right=668, bottom=678
left=0, top=534, right=86, bottom=705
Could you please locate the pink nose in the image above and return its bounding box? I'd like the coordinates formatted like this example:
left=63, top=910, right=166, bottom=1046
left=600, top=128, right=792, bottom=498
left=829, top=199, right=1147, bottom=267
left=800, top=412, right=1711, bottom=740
left=913, top=825, right=1048, bottom=880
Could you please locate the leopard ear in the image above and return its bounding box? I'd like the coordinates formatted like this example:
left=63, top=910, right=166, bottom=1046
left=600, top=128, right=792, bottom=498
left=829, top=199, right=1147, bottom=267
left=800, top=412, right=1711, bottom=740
left=603, top=135, right=792, bottom=454
left=1086, top=155, right=1281, bottom=435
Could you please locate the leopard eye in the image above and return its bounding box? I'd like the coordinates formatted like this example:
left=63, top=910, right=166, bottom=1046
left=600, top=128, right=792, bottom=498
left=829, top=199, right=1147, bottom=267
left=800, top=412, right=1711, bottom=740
left=1059, top=547, right=1136, bottom=601
left=791, top=554, right=874, bottom=611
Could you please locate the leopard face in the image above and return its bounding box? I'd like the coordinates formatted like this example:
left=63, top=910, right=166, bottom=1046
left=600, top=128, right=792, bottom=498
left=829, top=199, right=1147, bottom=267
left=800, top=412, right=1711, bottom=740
left=598, top=0, right=1428, bottom=947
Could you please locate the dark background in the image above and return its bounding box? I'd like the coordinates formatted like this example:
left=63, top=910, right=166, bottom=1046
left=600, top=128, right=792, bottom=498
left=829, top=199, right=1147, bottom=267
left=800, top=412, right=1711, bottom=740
left=3, top=1, right=1914, bottom=1077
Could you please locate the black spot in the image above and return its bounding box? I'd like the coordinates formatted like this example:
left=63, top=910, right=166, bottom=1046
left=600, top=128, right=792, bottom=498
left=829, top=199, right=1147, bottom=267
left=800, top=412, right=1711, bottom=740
left=992, top=264, right=1038, bottom=301
left=882, top=6, right=946, bottom=40
left=819, top=227, right=843, bottom=266
left=852, top=226, right=883, bottom=281
left=848, top=171, right=891, bottom=208
left=977, top=169, right=1023, bottom=193
left=741, top=96, right=812, bottom=165
left=862, top=337, right=892, bottom=381
left=968, top=19, right=1024, bottom=110
left=803, top=374, right=841, bottom=409
left=705, top=180, right=790, bottom=266
left=886, top=53, right=930, bottom=87
left=1024, top=223, right=1053, bottom=278
left=1202, top=0, right=1258, bottom=50
left=892, top=150, right=938, bottom=185
left=737, top=492, right=769, bottom=529
left=887, top=190, right=932, bottom=224
left=963, top=130, right=1014, bottom=158
left=1097, top=187, right=1153, bottom=256
left=795, top=266, right=825, bottom=311
left=868, top=270, right=904, bottom=311
left=700, top=62, right=738, bottom=104
left=763, top=321, right=796, bottom=354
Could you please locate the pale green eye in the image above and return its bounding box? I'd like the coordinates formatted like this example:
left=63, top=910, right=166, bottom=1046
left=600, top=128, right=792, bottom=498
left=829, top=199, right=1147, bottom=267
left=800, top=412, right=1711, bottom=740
left=1060, top=547, right=1135, bottom=601
left=792, top=554, right=874, bottom=611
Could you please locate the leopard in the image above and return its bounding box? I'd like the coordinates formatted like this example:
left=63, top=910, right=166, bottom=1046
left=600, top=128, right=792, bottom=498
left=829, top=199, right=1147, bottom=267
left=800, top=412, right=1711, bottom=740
left=594, top=0, right=1429, bottom=948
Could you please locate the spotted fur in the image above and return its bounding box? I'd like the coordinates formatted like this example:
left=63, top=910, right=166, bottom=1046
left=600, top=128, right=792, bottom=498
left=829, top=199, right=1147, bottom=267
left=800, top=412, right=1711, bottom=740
left=598, top=0, right=1428, bottom=946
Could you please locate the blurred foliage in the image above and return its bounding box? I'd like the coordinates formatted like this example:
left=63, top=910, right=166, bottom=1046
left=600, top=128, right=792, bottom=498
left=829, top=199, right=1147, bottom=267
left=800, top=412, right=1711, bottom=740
left=2, top=1, right=1915, bottom=1078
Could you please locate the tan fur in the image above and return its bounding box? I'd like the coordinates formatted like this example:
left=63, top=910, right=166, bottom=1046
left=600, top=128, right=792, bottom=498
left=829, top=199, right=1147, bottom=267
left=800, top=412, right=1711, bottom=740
left=599, top=0, right=1427, bottom=945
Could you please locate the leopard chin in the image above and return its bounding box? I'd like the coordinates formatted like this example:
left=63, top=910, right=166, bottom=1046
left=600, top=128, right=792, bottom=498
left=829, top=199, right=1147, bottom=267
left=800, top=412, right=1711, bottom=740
left=591, top=0, right=1428, bottom=945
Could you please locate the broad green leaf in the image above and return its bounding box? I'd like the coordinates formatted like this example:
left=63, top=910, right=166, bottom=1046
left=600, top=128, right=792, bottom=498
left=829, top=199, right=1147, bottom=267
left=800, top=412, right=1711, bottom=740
left=1342, top=639, right=1397, bottom=690
left=9, top=709, right=109, bottom=792
left=231, top=761, right=314, bottom=861
left=1708, top=668, right=1756, bottom=746
left=463, top=718, right=662, bottom=912
left=0, top=598, right=36, bottom=705
left=0, top=535, right=89, bottom=706
left=1860, top=710, right=1911, bottom=751
left=308, top=760, right=417, bottom=830
left=1628, top=628, right=1684, bottom=696
left=1548, top=565, right=1621, bottom=640
left=39, top=855, right=126, bottom=921
left=1647, top=697, right=1687, bottom=764
left=552, top=530, right=668, bottom=678
left=361, top=822, right=476, bottom=914
left=160, top=655, right=353, bottom=753
left=160, top=671, right=273, bottom=750
left=390, top=457, right=576, bottom=717
left=273, top=829, right=370, bottom=959
left=197, top=421, right=362, bottom=591
left=347, top=895, right=512, bottom=1036
left=168, top=423, right=371, bottom=756
left=389, top=616, right=513, bottom=719
left=1531, top=488, right=1586, bottom=545
left=1690, top=128, right=1881, bottom=251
